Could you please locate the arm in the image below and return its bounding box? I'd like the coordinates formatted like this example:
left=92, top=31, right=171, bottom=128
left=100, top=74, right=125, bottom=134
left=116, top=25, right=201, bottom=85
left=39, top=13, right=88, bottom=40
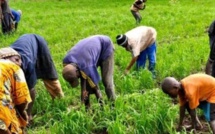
left=0, top=129, right=11, bottom=134
left=186, top=102, right=203, bottom=130
left=125, top=56, right=138, bottom=74
left=80, top=77, right=92, bottom=109
left=13, top=68, right=32, bottom=127
left=189, top=109, right=198, bottom=134
left=15, top=103, right=29, bottom=127
left=140, top=5, right=146, bottom=10
left=93, top=86, right=103, bottom=107
left=80, top=76, right=87, bottom=103
left=190, top=109, right=197, bottom=129
left=15, top=103, right=28, bottom=121
left=177, top=105, right=186, bottom=131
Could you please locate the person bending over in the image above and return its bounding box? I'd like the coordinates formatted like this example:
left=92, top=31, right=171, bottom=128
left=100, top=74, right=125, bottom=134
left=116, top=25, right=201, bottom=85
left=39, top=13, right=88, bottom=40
left=161, top=73, right=215, bottom=133
left=0, top=53, right=31, bottom=134
left=0, top=34, right=64, bottom=123
left=62, top=35, right=116, bottom=109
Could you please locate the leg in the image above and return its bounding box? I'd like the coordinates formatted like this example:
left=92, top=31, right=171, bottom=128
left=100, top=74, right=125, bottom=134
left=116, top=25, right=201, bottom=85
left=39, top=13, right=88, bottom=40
left=210, top=103, right=215, bottom=133
left=136, top=11, right=142, bottom=24
left=15, top=22, right=18, bottom=30
left=210, top=120, right=215, bottom=134
left=26, top=88, right=36, bottom=122
left=1, top=13, right=12, bottom=34
left=94, top=89, right=103, bottom=108
left=147, top=42, right=157, bottom=79
left=87, top=83, right=103, bottom=108
left=131, top=10, right=141, bottom=25
left=186, top=103, right=203, bottom=129
left=212, top=62, right=215, bottom=77
left=100, top=53, right=115, bottom=101
left=136, top=49, right=147, bottom=70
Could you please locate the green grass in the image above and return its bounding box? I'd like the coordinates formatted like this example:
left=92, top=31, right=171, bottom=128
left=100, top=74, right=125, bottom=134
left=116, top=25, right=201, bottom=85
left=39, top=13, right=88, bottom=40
left=2, top=0, right=215, bottom=133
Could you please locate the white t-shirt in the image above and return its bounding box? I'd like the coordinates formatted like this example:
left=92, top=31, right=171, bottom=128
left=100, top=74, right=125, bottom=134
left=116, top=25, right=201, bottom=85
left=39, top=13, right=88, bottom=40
left=125, top=26, right=157, bottom=57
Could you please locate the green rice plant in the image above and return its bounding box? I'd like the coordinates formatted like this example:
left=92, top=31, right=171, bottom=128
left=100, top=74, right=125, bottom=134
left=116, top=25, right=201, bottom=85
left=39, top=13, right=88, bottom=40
left=2, top=0, right=214, bottom=133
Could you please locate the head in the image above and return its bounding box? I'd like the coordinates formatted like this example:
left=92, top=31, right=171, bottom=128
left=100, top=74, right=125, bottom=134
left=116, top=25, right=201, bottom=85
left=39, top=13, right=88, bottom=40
left=161, top=77, right=180, bottom=98
left=62, top=64, right=80, bottom=88
left=17, top=10, right=22, bottom=16
left=116, top=34, right=129, bottom=49
left=0, top=47, right=22, bottom=66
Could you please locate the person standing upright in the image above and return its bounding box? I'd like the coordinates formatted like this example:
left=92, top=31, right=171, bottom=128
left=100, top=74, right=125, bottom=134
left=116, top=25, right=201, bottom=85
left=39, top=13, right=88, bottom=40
left=0, top=0, right=13, bottom=34
left=130, top=0, right=147, bottom=25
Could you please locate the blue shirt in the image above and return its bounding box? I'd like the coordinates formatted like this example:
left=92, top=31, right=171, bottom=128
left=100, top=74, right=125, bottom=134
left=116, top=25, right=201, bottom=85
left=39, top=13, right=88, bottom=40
left=11, top=34, right=58, bottom=89
left=63, top=35, right=114, bottom=87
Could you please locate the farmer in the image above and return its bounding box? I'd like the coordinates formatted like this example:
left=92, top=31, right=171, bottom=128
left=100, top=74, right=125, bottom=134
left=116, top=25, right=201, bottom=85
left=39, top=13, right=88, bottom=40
left=161, top=73, right=215, bottom=133
left=205, top=20, right=215, bottom=76
left=11, top=9, right=22, bottom=30
left=62, top=35, right=116, bottom=109
left=0, top=51, right=32, bottom=134
left=0, top=34, right=64, bottom=122
left=116, top=26, right=157, bottom=78
left=0, top=0, right=13, bottom=34
left=130, top=0, right=147, bottom=25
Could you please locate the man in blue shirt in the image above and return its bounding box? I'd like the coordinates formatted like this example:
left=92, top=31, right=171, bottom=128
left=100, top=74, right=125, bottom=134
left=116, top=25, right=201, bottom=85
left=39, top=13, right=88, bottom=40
left=0, top=34, right=64, bottom=123
left=62, top=35, right=116, bottom=109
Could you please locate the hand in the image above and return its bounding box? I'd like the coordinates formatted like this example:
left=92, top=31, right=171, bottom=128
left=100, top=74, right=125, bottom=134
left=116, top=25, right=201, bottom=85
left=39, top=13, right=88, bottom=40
left=18, top=114, right=28, bottom=127
left=196, top=116, right=203, bottom=130
left=82, top=90, right=88, bottom=101
left=176, top=125, right=182, bottom=132
left=83, top=90, right=88, bottom=100
left=196, top=125, right=203, bottom=130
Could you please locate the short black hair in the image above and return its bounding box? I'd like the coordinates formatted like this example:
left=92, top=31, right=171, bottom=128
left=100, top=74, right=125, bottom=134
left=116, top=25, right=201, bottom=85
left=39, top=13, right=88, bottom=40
left=161, top=77, right=175, bottom=94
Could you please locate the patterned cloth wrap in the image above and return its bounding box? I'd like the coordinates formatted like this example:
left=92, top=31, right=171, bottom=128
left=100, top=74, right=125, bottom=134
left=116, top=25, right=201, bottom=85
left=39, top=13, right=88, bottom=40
left=0, top=60, right=31, bottom=134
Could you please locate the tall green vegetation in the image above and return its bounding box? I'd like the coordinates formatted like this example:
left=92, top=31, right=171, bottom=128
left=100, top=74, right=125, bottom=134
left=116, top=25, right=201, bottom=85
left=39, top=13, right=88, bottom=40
left=2, top=0, right=214, bottom=133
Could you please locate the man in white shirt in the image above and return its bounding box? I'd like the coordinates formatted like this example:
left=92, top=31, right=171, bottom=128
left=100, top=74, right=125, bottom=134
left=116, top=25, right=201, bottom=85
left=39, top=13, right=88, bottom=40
left=116, top=26, right=157, bottom=78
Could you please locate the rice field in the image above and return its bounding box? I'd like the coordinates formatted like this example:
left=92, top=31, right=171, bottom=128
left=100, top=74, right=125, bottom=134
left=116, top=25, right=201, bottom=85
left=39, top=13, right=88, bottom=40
left=1, top=0, right=215, bottom=133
